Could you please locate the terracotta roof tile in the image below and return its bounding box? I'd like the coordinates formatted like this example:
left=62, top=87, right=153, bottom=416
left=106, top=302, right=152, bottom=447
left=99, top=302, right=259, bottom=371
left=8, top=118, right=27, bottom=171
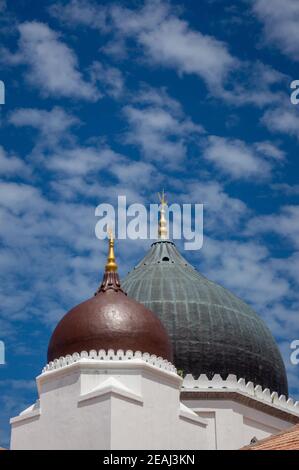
left=242, top=424, right=299, bottom=450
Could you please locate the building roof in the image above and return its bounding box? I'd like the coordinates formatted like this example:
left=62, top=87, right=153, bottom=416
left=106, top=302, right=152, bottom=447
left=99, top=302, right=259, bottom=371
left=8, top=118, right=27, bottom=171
left=122, top=240, right=288, bottom=396
left=242, top=424, right=299, bottom=450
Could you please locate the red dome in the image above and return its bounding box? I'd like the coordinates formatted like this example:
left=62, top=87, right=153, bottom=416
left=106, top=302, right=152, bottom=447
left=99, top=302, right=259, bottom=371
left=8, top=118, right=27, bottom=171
left=47, top=271, right=173, bottom=363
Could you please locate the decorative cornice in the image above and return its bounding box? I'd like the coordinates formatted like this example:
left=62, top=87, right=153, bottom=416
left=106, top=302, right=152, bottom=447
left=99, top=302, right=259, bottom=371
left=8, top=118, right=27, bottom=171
left=182, top=374, right=299, bottom=418
left=42, top=349, right=176, bottom=374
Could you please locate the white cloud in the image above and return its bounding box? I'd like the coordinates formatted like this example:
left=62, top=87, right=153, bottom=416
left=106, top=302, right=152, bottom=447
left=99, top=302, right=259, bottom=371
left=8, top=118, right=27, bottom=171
left=110, top=0, right=237, bottom=92
left=203, top=136, right=273, bottom=179
left=253, top=141, right=285, bottom=161
left=48, top=148, right=161, bottom=202
left=110, top=159, right=158, bottom=186
left=51, top=0, right=237, bottom=93
left=50, top=0, right=108, bottom=31
left=50, top=176, right=147, bottom=204
left=252, top=0, right=299, bottom=61
left=138, top=17, right=235, bottom=91
left=128, top=11, right=286, bottom=107
left=199, top=237, right=290, bottom=309
left=3, top=21, right=99, bottom=100
left=101, top=37, right=127, bottom=60
left=0, top=146, right=29, bottom=176
left=50, top=1, right=285, bottom=107
left=0, top=177, right=152, bottom=334
left=0, top=182, right=101, bottom=319
left=272, top=252, right=299, bottom=286
left=271, top=183, right=299, bottom=196
left=3, top=21, right=125, bottom=102
left=123, top=86, right=204, bottom=166
left=50, top=1, right=125, bottom=60
left=180, top=180, right=248, bottom=233
left=124, top=106, right=182, bottom=164
left=9, top=107, right=79, bottom=147
left=221, top=61, right=286, bottom=107
left=90, top=61, right=124, bottom=98
left=261, top=103, right=299, bottom=140
left=131, top=84, right=182, bottom=114
left=0, top=182, right=47, bottom=220
left=246, top=205, right=299, bottom=249
left=47, top=146, right=117, bottom=176
left=8, top=104, right=159, bottom=196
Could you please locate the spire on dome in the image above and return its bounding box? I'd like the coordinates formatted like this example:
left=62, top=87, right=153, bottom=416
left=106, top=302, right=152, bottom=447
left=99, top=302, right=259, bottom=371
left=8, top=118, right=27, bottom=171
left=96, top=229, right=125, bottom=294
left=158, top=190, right=168, bottom=240
left=105, top=227, right=118, bottom=273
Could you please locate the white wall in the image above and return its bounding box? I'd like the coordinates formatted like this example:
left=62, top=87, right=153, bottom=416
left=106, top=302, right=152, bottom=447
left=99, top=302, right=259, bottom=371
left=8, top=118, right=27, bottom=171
left=10, top=358, right=207, bottom=450
left=182, top=398, right=295, bottom=450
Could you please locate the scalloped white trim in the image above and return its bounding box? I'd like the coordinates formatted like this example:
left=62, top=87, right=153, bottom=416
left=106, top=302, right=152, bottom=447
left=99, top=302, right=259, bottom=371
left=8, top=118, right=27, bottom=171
left=42, top=349, right=176, bottom=374
left=182, top=373, right=299, bottom=416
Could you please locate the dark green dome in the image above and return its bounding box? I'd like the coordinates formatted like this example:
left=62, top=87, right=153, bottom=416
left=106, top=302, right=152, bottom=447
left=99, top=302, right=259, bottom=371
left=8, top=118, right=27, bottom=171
left=122, top=240, right=288, bottom=396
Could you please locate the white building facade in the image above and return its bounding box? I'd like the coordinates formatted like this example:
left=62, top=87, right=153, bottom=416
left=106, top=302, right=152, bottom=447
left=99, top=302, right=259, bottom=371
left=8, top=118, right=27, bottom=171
left=10, top=350, right=299, bottom=450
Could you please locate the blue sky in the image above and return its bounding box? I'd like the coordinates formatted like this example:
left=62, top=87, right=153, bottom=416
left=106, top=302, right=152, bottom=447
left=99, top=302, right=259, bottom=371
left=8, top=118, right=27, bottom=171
left=0, top=0, right=299, bottom=447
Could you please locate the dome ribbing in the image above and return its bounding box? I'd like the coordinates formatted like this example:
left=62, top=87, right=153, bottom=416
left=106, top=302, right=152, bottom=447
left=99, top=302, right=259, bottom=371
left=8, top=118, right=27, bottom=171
left=122, top=240, right=288, bottom=396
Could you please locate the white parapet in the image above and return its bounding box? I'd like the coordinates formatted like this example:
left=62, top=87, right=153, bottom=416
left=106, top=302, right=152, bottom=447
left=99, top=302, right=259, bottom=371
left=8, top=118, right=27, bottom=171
left=42, top=349, right=177, bottom=374
left=182, top=373, right=299, bottom=416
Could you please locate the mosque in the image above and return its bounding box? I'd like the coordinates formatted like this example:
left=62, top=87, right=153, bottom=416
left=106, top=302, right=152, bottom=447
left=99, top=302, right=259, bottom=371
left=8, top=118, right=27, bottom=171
left=10, top=200, right=299, bottom=450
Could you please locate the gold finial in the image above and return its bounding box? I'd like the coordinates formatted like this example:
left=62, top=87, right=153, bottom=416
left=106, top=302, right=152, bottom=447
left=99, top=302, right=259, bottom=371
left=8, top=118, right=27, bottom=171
left=158, top=189, right=167, bottom=207
left=105, top=227, right=118, bottom=272
left=158, top=189, right=168, bottom=240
